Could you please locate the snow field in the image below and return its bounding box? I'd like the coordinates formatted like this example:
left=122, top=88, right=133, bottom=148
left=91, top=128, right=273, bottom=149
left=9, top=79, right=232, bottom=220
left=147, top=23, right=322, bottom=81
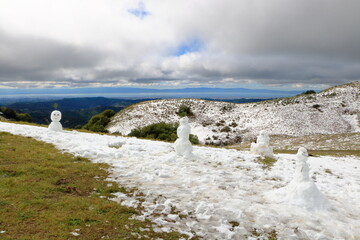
left=0, top=122, right=359, bottom=239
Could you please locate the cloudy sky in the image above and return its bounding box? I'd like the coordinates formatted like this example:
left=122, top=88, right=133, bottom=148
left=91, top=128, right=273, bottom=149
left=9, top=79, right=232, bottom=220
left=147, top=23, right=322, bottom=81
left=0, top=0, right=359, bottom=90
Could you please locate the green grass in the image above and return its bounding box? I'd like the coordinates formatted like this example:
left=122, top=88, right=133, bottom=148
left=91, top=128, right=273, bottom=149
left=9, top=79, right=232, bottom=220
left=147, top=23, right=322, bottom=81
left=227, top=145, right=360, bottom=158
left=273, top=149, right=360, bottom=158
left=256, top=156, right=277, bottom=169
left=226, top=131, right=360, bottom=158
left=0, top=131, right=185, bottom=240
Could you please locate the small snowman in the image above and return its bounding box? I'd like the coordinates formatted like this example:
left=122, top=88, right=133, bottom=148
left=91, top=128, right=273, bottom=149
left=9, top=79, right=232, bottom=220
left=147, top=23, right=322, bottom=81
left=267, top=147, right=331, bottom=211
left=250, top=130, right=274, bottom=157
left=48, top=104, right=63, bottom=132
left=293, top=147, right=311, bottom=182
left=174, top=116, right=193, bottom=158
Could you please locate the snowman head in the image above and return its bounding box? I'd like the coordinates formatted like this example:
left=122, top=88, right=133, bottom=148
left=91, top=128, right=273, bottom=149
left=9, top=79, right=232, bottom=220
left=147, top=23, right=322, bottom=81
left=259, top=130, right=267, bottom=137
left=180, top=116, right=189, bottom=125
left=51, top=110, right=62, bottom=122
left=296, top=147, right=308, bottom=160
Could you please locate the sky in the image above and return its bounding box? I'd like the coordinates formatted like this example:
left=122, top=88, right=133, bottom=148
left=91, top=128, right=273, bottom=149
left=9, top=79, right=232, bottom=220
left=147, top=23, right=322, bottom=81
left=0, top=0, right=359, bottom=91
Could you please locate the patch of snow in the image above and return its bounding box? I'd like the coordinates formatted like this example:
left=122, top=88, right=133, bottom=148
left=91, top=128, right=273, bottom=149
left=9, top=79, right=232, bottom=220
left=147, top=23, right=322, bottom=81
left=0, top=122, right=359, bottom=239
left=342, top=114, right=360, bottom=132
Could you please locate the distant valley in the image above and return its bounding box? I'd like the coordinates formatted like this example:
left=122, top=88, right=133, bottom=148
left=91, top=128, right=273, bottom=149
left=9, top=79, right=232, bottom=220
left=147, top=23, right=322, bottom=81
left=1, top=97, right=267, bottom=129
left=3, top=97, right=152, bottom=128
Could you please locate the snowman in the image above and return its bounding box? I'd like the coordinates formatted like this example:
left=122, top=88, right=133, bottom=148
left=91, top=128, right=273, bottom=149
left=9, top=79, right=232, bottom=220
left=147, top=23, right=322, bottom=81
left=174, top=116, right=193, bottom=158
left=250, top=130, right=274, bottom=157
left=48, top=110, right=63, bottom=132
left=267, top=147, right=331, bottom=211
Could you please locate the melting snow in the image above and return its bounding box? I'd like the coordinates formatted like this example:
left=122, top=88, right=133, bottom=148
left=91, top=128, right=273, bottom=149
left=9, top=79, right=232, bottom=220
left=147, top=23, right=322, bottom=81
left=0, top=122, right=359, bottom=239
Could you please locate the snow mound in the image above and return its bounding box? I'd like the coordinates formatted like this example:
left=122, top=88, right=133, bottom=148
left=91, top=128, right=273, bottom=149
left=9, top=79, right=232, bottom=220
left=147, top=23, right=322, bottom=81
left=250, top=130, right=274, bottom=158
left=267, top=147, right=331, bottom=211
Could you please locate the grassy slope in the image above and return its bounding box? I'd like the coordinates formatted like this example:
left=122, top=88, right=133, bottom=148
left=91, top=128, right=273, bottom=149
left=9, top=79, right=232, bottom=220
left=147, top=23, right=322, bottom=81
left=0, top=132, right=184, bottom=240
left=227, top=132, right=360, bottom=157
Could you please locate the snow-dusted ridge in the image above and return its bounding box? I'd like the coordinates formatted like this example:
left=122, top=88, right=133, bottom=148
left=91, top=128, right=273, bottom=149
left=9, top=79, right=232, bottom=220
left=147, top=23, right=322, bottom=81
left=107, top=81, right=360, bottom=145
left=0, top=122, right=359, bottom=239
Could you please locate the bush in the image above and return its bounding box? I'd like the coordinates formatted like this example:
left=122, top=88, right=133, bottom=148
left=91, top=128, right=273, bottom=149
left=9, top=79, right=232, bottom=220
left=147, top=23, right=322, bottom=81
left=189, top=134, right=200, bottom=145
left=312, top=104, right=321, bottom=109
left=176, top=105, right=194, bottom=117
left=82, top=109, right=115, bottom=132
left=301, top=90, right=316, bottom=95
left=220, top=126, right=231, bottom=132
left=2, top=107, right=17, bottom=119
left=229, top=122, right=238, bottom=127
left=16, top=113, right=32, bottom=122
left=0, top=106, right=32, bottom=122
left=128, top=122, right=199, bottom=144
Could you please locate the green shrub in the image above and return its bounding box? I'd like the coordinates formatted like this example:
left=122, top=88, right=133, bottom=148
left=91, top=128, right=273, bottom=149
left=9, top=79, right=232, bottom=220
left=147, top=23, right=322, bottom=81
left=229, top=122, right=238, bottom=127
left=128, top=122, right=199, bottom=144
left=312, top=104, right=321, bottom=109
left=1, top=107, right=16, bottom=119
left=301, top=90, right=316, bottom=95
left=16, top=113, right=32, bottom=122
left=176, top=105, right=194, bottom=117
left=220, top=126, right=231, bottom=132
left=82, top=109, right=115, bottom=132
left=0, top=106, right=32, bottom=122
left=189, top=134, right=200, bottom=144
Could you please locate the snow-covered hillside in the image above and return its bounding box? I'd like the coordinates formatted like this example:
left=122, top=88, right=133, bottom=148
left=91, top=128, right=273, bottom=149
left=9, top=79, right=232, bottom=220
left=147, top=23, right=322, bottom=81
left=107, top=81, right=360, bottom=145
left=1, top=122, right=359, bottom=240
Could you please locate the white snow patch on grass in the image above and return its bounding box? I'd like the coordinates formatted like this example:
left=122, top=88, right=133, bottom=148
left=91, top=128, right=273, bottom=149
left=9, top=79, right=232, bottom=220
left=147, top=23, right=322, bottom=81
left=1, top=122, right=359, bottom=239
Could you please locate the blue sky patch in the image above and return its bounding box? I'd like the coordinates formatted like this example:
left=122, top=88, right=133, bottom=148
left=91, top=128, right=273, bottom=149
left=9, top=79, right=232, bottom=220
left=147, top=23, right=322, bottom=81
left=174, top=38, right=204, bottom=56
left=128, top=2, right=150, bottom=19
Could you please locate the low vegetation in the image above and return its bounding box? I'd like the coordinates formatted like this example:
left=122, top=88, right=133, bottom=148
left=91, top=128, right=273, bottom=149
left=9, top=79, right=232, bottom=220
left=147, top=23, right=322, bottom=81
left=176, top=105, right=194, bottom=117
left=0, top=106, right=32, bottom=122
left=128, top=122, right=200, bottom=144
left=220, top=126, right=231, bottom=132
left=82, top=109, right=115, bottom=132
left=256, top=156, right=277, bottom=169
left=0, top=132, right=184, bottom=239
left=300, top=90, right=316, bottom=95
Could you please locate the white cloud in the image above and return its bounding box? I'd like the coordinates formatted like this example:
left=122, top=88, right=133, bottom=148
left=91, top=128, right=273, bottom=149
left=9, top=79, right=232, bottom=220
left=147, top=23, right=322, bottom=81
left=0, top=0, right=359, bottom=89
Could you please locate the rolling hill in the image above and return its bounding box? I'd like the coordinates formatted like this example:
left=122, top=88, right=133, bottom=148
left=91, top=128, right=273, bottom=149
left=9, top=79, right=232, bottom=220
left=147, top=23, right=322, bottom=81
left=107, top=81, right=360, bottom=145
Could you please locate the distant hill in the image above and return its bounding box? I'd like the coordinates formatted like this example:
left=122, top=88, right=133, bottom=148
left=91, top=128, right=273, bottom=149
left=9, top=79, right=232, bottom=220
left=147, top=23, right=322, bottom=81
left=6, top=97, right=153, bottom=128
left=0, top=86, right=302, bottom=98
left=107, top=81, right=360, bottom=145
